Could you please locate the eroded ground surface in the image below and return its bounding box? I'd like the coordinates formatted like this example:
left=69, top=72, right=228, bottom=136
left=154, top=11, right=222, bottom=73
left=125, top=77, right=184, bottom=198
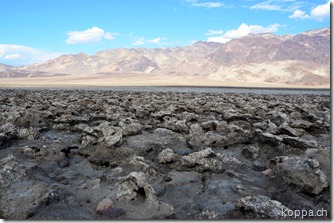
left=0, top=88, right=330, bottom=220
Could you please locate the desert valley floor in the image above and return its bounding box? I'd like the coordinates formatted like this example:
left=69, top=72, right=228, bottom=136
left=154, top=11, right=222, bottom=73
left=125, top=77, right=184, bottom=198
left=0, top=86, right=330, bottom=219
left=0, top=74, right=330, bottom=89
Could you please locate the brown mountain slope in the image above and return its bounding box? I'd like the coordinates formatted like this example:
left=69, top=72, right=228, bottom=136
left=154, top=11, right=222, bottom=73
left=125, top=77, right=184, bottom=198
left=2, top=27, right=330, bottom=86
left=208, top=28, right=329, bottom=65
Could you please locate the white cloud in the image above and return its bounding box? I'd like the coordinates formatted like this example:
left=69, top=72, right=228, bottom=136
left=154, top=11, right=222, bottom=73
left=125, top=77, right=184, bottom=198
left=186, top=0, right=232, bottom=8
left=148, top=38, right=161, bottom=44
left=205, top=30, right=224, bottom=35
left=3, top=53, right=22, bottom=60
left=189, top=40, right=198, bottom=45
left=66, top=27, right=117, bottom=44
left=148, top=37, right=167, bottom=44
left=193, top=2, right=223, bottom=8
left=133, top=37, right=145, bottom=46
left=207, top=23, right=281, bottom=43
left=133, top=37, right=170, bottom=46
left=289, top=9, right=310, bottom=19
left=103, top=32, right=118, bottom=40
left=0, top=44, right=62, bottom=66
left=250, top=0, right=301, bottom=12
left=250, top=1, right=282, bottom=11
left=288, top=0, right=330, bottom=21
left=310, top=0, right=330, bottom=21
left=208, top=36, right=230, bottom=43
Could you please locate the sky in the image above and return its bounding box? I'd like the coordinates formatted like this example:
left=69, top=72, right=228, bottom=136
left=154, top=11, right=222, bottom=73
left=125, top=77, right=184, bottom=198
left=0, top=0, right=331, bottom=66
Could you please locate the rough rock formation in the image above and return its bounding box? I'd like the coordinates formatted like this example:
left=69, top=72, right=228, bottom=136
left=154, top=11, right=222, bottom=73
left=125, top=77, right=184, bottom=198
left=271, top=156, right=328, bottom=195
left=228, top=195, right=291, bottom=219
left=0, top=88, right=330, bottom=219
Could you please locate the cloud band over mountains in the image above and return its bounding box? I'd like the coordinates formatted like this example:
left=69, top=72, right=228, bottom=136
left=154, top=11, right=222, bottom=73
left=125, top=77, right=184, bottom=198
left=207, top=23, right=281, bottom=43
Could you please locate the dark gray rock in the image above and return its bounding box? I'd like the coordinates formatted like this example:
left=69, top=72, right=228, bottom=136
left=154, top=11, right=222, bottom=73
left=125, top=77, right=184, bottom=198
left=271, top=156, right=328, bottom=194
left=278, top=122, right=305, bottom=137
left=282, top=136, right=317, bottom=149
left=81, top=122, right=123, bottom=148
left=0, top=154, right=56, bottom=219
left=102, top=207, right=125, bottom=218
left=230, top=195, right=290, bottom=219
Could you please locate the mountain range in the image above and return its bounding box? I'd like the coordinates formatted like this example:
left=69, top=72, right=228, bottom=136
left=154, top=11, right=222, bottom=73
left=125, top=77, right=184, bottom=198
left=0, top=27, right=330, bottom=86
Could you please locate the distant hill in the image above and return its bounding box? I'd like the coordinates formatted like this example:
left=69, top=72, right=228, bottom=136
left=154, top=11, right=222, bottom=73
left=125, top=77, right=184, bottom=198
left=2, top=28, right=330, bottom=86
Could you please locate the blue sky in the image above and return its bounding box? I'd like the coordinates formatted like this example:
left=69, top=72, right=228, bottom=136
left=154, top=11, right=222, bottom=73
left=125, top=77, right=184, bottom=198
left=0, top=0, right=330, bottom=65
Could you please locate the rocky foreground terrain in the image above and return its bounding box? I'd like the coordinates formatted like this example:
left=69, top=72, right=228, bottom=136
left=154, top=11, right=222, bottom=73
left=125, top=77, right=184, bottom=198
left=0, top=88, right=330, bottom=219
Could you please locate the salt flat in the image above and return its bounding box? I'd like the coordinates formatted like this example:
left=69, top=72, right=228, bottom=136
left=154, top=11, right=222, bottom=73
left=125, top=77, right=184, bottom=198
left=0, top=73, right=330, bottom=90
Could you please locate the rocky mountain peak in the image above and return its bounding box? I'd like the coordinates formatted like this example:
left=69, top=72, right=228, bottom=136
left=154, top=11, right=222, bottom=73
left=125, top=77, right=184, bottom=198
left=302, top=27, right=329, bottom=37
